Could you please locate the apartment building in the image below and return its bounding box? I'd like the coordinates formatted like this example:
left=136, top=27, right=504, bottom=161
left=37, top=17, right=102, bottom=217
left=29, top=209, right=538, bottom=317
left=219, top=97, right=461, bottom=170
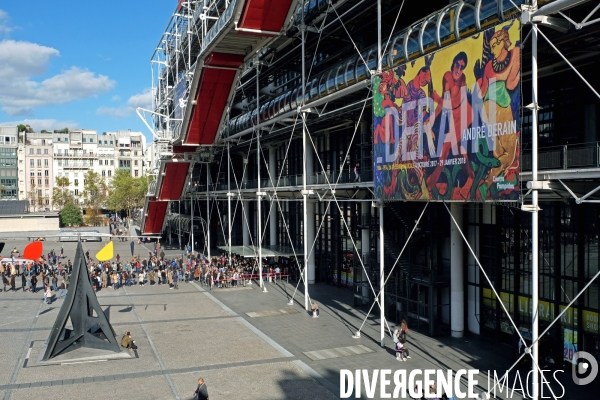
left=0, top=126, right=18, bottom=200
left=21, top=132, right=53, bottom=210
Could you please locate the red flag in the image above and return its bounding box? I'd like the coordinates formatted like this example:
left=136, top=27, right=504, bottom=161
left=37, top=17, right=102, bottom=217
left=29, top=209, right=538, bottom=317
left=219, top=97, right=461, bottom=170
left=23, top=241, right=43, bottom=260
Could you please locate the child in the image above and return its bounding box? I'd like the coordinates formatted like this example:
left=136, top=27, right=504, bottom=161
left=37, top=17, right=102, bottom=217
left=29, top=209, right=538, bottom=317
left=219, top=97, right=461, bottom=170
left=396, top=339, right=410, bottom=361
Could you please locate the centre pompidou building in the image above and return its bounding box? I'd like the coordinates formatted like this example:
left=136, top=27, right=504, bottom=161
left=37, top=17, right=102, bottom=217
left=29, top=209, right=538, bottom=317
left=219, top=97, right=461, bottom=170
left=139, top=0, right=600, bottom=373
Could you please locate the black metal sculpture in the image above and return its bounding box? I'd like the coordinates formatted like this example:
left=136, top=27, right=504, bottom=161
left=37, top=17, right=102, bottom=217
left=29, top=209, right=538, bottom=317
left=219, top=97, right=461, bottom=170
left=42, top=242, right=120, bottom=360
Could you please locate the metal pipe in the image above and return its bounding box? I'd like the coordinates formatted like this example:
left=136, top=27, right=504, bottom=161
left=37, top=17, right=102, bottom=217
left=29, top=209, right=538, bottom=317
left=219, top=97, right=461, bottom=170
left=223, top=80, right=370, bottom=143
left=227, top=142, right=232, bottom=267
left=302, top=22, right=310, bottom=311
left=207, top=164, right=211, bottom=261
left=377, top=0, right=382, bottom=73
left=533, top=0, right=590, bottom=17
left=379, top=203, right=385, bottom=347
left=257, top=63, right=264, bottom=290
left=531, top=17, right=540, bottom=400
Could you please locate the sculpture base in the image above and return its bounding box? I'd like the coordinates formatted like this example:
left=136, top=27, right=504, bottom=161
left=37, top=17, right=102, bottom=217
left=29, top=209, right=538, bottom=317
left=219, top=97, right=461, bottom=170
left=33, top=343, right=134, bottom=367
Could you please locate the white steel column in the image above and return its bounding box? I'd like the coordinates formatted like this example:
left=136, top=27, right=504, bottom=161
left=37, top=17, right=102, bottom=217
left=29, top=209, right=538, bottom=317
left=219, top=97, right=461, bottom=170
left=306, top=200, right=315, bottom=284
left=361, top=202, right=371, bottom=301
left=242, top=157, right=250, bottom=247
left=301, top=20, right=310, bottom=310
left=256, top=63, right=264, bottom=291
left=379, top=202, right=385, bottom=347
left=227, top=143, right=232, bottom=266
left=269, top=146, right=277, bottom=247
left=531, top=14, right=540, bottom=400
left=451, top=203, right=464, bottom=338
left=191, top=194, right=195, bottom=254
left=206, top=164, right=211, bottom=261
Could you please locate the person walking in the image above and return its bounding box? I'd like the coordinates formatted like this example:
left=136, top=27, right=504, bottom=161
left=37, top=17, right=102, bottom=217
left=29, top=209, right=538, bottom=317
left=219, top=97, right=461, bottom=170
left=44, top=285, right=52, bottom=304
left=193, top=377, right=209, bottom=400
left=173, top=269, right=179, bottom=289
left=21, top=274, right=27, bottom=292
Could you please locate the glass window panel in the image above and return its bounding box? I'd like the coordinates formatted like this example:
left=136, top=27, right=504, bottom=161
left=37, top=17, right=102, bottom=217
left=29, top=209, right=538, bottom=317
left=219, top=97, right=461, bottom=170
left=457, top=4, right=476, bottom=38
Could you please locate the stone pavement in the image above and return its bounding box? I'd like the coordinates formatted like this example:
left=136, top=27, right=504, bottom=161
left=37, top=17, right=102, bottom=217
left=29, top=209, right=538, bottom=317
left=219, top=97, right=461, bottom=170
left=0, top=236, right=595, bottom=399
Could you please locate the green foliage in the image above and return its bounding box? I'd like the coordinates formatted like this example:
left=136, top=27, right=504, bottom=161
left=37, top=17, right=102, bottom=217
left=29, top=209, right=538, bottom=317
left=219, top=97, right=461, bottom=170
left=17, top=124, right=27, bottom=133
left=82, top=170, right=107, bottom=226
left=52, top=176, right=73, bottom=209
left=107, top=170, right=149, bottom=218
left=60, top=202, right=84, bottom=227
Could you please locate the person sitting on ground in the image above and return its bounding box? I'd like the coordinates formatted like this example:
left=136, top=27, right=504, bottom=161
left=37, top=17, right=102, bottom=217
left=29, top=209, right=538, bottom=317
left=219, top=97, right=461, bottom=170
left=396, top=338, right=410, bottom=362
left=121, top=331, right=138, bottom=350
left=311, top=301, right=319, bottom=317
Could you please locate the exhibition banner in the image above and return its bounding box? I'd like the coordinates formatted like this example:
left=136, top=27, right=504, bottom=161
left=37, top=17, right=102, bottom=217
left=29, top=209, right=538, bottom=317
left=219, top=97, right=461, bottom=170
left=373, top=20, right=521, bottom=201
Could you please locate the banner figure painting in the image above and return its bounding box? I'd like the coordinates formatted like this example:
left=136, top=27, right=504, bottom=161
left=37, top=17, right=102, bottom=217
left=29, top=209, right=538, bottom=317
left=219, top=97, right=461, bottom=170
left=373, top=20, right=521, bottom=201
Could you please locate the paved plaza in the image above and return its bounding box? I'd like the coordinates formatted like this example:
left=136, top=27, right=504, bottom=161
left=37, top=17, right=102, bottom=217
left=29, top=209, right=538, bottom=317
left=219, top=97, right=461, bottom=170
left=0, top=236, right=594, bottom=399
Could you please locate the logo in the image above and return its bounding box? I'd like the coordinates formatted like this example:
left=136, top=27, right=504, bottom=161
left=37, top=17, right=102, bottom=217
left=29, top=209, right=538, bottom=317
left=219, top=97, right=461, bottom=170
left=572, top=351, right=598, bottom=385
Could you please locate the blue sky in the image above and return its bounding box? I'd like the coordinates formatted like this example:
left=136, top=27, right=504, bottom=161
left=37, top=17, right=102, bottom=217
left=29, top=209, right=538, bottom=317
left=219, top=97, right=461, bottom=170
left=0, top=1, right=176, bottom=142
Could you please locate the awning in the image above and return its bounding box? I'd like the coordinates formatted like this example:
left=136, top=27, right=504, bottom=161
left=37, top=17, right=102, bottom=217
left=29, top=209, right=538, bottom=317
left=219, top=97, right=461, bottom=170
left=142, top=200, right=168, bottom=235
left=184, top=53, right=244, bottom=145
left=238, top=0, right=295, bottom=33
left=216, top=245, right=303, bottom=258
left=157, top=162, right=190, bottom=201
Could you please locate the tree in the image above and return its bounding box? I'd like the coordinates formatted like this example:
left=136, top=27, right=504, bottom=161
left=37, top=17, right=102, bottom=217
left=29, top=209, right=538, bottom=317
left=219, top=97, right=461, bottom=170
left=60, top=202, right=84, bottom=227
left=107, top=170, right=149, bottom=221
left=28, top=182, right=38, bottom=212
left=17, top=124, right=27, bottom=133
left=81, top=170, right=107, bottom=226
left=52, top=176, right=73, bottom=209
left=0, top=183, right=4, bottom=200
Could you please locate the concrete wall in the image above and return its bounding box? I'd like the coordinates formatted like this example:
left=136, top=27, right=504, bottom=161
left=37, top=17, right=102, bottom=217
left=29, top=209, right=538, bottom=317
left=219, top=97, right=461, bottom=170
left=0, top=215, right=59, bottom=232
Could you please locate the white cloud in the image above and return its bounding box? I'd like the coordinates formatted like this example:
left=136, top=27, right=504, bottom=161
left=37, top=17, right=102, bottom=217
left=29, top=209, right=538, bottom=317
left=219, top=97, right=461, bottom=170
left=111, top=95, right=121, bottom=102
left=96, top=88, right=152, bottom=118
left=0, top=10, right=11, bottom=34
left=0, top=118, right=79, bottom=132
left=0, top=39, right=116, bottom=116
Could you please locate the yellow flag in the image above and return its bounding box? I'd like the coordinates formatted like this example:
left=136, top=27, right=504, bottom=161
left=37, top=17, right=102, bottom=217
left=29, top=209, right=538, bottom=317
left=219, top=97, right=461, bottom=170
left=96, top=241, right=114, bottom=261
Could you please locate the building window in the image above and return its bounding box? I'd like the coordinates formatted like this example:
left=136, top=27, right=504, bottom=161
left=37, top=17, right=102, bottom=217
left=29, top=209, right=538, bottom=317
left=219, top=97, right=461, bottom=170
left=45, top=178, right=49, bottom=185
left=37, top=171, right=42, bottom=177
left=30, top=171, right=34, bottom=177
left=102, top=170, right=105, bottom=177
left=30, top=159, right=34, bottom=167
left=37, top=148, right=41, bottom=154
left=37, top=159, right=41, bottom=167
left=134, top=170, right=139, bottom=177
left=110, top=141, right=113, bottom=145
left=58, top=160, right=62, bottom=166
left=30, top=179, right=34, bottom=186
left=108, top=170, right=112, bottom=177
left=110, top=160, right=114, bottom=166
left=29, top=148, right=34, bottom=154
left=44, top=159, right=48, bottom=167
left=38, top=179, right=41, bottom=185
left=45, top=199, right=49, bottom=205
left=134, top=151, right=138, bottom=156
left=82, top=138, right=86, bottom=143
left=44, top=148, right=48, bottom=154
left=44, top=170, right=49, bottom=176
left=105, top=159, right=109, bottom=165
left=89, top=138, right=93, bottom=143
left=57, top=137, right=61, bottom=142
left=134, top=160, right=138, bottom=166
left=74, top=189, right=79, bottom=196
left=74, top=179, right=79, bottom=186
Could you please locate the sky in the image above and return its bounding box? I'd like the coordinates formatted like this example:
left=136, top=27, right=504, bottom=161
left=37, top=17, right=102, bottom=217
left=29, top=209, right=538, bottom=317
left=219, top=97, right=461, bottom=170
left=0, top=1, right=177, bottom=143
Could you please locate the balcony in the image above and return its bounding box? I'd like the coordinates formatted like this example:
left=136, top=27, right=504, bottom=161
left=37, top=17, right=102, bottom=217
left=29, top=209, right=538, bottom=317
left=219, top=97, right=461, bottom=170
left=522, top=142, right=600, bottom=171
left=54, top=151, right=95, bottom=158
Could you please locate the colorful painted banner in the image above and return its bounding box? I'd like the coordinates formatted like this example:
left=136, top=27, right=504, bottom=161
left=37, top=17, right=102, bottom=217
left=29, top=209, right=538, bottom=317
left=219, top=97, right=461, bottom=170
left=373, top=20, right=521, bottom=201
